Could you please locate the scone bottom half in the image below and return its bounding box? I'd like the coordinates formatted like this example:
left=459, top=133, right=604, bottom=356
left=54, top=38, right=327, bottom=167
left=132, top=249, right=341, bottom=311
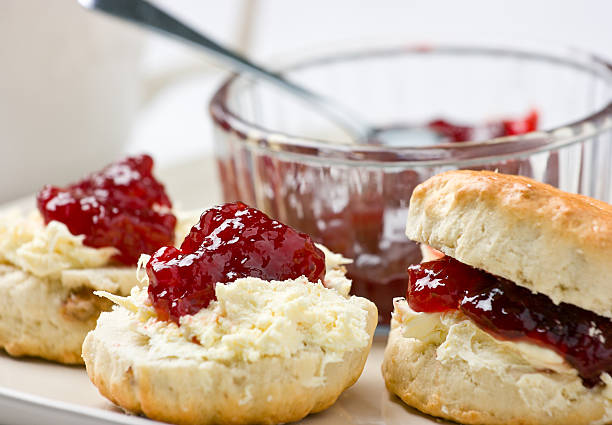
left=0, top=154, right=178, bottom=364
left=83, top=202, right=378, bottom=425
left=383, top=170, right=612, bottom=425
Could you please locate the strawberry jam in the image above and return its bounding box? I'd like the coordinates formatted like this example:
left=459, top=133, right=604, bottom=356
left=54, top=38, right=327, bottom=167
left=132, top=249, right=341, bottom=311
left=36, top=155, right=176, bottom=265
left=146, top=202, right=326, bottom=323
left=407, top=256, right=612, bottom=387
left=427, top=109, right=538, bottom=142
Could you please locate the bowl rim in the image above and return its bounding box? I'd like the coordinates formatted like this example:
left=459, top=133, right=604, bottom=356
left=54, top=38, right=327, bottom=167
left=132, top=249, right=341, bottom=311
left=209, top=41, right=612, bottom=167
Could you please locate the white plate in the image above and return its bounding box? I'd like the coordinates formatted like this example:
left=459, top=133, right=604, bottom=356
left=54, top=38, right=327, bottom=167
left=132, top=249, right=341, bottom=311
left=0, top=155, right=444, bottom=425
left=0, top=338, right=445, bottom=425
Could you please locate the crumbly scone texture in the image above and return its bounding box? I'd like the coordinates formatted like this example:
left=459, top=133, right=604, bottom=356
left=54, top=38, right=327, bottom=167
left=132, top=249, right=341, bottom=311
left=82, top=301, right=378, bottom=425
left=382, top=314, right=612, bottom=425
left=0, top=209, right=196, bottom=364
left=0, top=264, right=136, bottom=364
left=406, top=170, right=612, bottom=318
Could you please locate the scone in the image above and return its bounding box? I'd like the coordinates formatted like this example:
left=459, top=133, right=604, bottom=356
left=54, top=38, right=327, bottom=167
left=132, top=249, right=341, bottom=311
left=83, top=202, right=378, bottom=425
left=0, top=155, right=191, bottom=364
left=382, top=170, right=612, bottom=425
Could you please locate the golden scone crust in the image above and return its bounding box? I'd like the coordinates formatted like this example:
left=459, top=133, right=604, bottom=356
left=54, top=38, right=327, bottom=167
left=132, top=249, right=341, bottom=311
left=83, top=303, right=378, bottom=425
left=382, top=320, right=612, bottom=425
left=406, top=170, right=612, bottom=318
left=0, top=264, right=136, bottom=364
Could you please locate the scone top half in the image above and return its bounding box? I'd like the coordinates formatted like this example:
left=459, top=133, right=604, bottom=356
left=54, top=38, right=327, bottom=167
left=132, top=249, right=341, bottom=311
left=407, top=170, right=612, bottom=318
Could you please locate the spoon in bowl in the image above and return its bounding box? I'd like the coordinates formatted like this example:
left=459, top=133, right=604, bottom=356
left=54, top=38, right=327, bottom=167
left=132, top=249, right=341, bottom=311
left=78, top=0, right=375, bottom=143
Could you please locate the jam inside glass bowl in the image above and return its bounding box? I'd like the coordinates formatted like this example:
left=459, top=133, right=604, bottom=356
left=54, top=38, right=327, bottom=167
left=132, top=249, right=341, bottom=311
left=210, top=42, right=612, bottom=324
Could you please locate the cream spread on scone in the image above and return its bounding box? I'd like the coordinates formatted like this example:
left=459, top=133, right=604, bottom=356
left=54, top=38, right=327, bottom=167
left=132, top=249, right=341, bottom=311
left=0, top=210, right=200, bottom=281
left=393, top=298, right=570, bottom=372
left=97, top=254, right=369, bottom=386
left=315, top=243, right=352, bottom=296
left=392, top=297, right=612, bottom=410
left=0, top=211, right=116, bottom=279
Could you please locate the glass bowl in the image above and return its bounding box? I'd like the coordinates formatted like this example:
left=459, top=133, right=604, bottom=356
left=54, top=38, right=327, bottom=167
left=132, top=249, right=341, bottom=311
left=209, top=41, right=612, bottom=323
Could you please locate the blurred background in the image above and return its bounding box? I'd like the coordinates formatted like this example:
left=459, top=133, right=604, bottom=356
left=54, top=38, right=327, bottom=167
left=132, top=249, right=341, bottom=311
left=1, top=0, right=611, bottom=203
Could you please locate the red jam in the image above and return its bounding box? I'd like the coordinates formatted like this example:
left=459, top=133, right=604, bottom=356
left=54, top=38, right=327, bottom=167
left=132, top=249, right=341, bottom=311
left=146, top=202, right=326, bottom=323
left=428, top=109, right=538, bottom=142
left=407, top=256, right=612, bottom=387
left=36, top=155, right=176, bottom=265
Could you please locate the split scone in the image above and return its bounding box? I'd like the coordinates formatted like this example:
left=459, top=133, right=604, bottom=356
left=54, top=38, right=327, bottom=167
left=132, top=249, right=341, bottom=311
left=83, top=202, right=377, bottom=425
left=382, top=170, right=612, bottom=425
left=0, top=155, right=192, bottom=364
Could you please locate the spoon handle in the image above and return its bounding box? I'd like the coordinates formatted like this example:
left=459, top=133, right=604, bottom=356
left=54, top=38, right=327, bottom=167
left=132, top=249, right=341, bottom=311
left=79, top=0, right=368, bottom=140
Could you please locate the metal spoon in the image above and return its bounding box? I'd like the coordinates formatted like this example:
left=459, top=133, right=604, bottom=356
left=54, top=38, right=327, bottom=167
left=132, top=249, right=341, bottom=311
left=78, top=0, right=372, bottom=142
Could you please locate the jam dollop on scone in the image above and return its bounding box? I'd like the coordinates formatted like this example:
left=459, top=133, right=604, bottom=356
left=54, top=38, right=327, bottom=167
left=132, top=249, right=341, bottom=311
left=83, top=202, right=377, bottom=425
left=147, top=201, right=325, bottom=322
left=382, top=170, right=612, bottom=425
left=0, top=154, right=179, bottom=363
left=37, top=154, right=176, bottom=265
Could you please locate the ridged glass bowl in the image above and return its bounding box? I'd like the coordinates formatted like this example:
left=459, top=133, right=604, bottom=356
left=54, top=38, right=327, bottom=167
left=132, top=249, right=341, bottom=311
left=210, top=41, right=612, bottom=323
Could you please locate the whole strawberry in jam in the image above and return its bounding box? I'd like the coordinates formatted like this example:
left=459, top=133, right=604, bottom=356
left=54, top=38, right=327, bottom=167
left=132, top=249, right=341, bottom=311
left=37, top=154, right=176, bottom=265
left=146, top=202, right=326, bottom=323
